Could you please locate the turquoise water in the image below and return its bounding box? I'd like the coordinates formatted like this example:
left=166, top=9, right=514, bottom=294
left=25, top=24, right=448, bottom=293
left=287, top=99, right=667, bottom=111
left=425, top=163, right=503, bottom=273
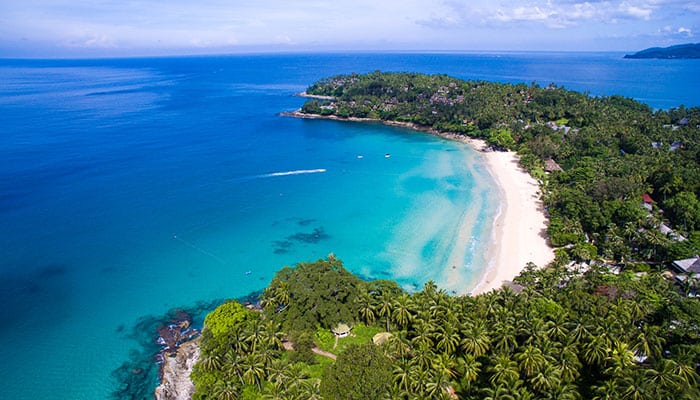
left=1, top=53, right=698, bottom=399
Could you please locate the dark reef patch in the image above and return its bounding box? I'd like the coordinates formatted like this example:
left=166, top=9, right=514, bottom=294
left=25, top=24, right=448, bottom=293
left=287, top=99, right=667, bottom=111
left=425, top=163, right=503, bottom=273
left=288, top=226, right=329, bottom=243
left=297, top=218, right=316, bottom=226
left=271, top=226, right=330, bottom=254
left=272, top=240, right=294, bottom=254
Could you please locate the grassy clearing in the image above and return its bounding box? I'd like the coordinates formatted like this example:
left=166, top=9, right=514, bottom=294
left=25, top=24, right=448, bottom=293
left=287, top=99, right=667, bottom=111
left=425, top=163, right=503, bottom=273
left=315, top=323, right=384, bottom=354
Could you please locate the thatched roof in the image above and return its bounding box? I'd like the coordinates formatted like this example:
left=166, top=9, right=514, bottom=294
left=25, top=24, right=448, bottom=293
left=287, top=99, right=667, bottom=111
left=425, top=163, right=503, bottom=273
left=544, top=158, right=563, bottom=172
left=372, top=332, right=393, bottom=345
left=331, top=323, right=351, bottom=336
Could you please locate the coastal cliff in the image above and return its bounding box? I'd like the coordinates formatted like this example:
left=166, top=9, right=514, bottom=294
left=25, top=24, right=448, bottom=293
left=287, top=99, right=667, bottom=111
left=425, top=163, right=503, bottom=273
left=154, top=338, right=199, bottom=400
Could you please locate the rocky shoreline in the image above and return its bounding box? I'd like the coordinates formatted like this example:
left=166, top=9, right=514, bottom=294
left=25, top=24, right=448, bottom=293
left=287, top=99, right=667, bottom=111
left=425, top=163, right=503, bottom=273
left=154, top=311, right=201, bottom=400
left=154, top=339, right=200, bottom=400
left=280, top=110, right=491, bottom=150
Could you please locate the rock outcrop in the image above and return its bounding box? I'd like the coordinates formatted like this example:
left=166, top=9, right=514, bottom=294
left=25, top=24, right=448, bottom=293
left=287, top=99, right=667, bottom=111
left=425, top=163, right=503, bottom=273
left=154, top=338, right=200, bottom=400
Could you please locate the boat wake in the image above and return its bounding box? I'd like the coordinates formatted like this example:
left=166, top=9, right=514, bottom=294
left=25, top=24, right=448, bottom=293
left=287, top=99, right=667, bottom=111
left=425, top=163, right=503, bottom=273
left=260, top=169, right=327, bottom=178
left=234, top=169, right=327, bottom=181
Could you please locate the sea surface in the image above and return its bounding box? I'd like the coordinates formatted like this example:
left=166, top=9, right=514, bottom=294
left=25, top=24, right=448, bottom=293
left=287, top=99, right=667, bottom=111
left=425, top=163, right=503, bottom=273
left=0, top=52, right=698, bottom=399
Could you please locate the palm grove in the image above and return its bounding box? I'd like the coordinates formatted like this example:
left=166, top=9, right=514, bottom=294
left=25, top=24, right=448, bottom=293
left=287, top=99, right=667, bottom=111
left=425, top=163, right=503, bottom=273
left=190, top=72, right=700, bottom=399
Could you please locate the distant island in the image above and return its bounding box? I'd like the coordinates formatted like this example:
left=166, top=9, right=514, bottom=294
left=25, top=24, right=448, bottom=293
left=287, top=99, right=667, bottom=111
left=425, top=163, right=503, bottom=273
left=624, top=43, right=700, bottom=59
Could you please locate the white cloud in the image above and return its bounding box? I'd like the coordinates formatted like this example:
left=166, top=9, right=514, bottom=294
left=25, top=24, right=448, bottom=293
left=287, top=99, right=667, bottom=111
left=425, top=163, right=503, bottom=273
left=659, top=24, right=694, bottom=38
left=677, top=26, right=693, bottom=36
left=0, top=0, right=698, bottom=55
left=618, top=2, right=653, bottom=20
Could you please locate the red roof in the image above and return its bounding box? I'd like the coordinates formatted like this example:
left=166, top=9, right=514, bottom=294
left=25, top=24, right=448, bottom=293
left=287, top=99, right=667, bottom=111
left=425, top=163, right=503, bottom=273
left=642, top=193, right=654, bottom=203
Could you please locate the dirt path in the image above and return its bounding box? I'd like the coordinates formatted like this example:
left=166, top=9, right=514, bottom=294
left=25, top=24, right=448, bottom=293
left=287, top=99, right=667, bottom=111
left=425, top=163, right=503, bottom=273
left=282, top=340, right=337, bottom=360
left=312, top=347, right=337, bottom=360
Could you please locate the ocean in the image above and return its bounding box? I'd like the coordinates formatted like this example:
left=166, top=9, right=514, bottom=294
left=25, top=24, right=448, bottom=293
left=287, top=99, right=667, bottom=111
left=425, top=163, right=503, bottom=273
left=0, top=52, right=698, bottom=399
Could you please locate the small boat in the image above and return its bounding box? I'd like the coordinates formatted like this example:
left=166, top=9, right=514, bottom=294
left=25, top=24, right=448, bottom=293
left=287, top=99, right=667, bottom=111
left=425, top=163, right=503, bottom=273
left=245, top=270, right=252, bottom=275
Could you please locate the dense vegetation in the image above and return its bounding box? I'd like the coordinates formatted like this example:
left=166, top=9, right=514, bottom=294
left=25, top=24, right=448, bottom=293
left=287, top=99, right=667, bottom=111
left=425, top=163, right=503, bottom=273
left=192, top=256, right=700, bottom=399
left=189, top=72, right=700, bottom=399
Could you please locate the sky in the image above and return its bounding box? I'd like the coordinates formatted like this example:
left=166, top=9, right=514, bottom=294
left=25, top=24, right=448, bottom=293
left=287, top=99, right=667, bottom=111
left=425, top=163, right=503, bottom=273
left=0, top=0, right=698, bottom=57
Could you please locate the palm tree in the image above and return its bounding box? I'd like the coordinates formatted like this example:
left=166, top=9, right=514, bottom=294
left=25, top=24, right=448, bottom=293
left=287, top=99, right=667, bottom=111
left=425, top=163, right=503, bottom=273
left=489, top=354, right=520, bottom=386
left=545, top=315, right=570, bottom=342
left=620, top=371, right=650, bottom=400
left=582, top=333, right=610, bottom=367
left=529, top=361, right=561, bottom=394
left=647, top=359, right=682, bottom=395
left=377, top=292, right=393, bottom=332
left=392, top=293, right=414, bottom=329
left=518, top=315, right=548, bottom=346
left=492, top=321, right=517, bottom=355
left=225, top=350, right=245, bottom=385
left=298, top=378, right=322, bottom=400
left=356, top=290, right=376, bottom=325
left=432, top=353, right=459, bottom=380
left=283, top=362, right=309, bottom=389
left=603, top=340, right=635, bottom=378
left=267, top=359, right=289, bottom=385
left=669, top=359, right=700, bottom=393
left=424, top=370, right=451, bottom=399
left=461, top=319, right=491, bottom=358
left=457, top=354, right=482, bottom=393
left=549, top=383, right=581, bottom=400
left=198, top=353, right=222, bottom=372
left=631, top=324, right=664, bottom=360
left=212, top=380, right=240, bottom=400
left=435, top=323, right=461, bottom=355
left=515, top=345, right=546, bottom=377
left=230, top=328, right=249, bottom=355
left=555, top=343, right=582, bottom=383
left=262, top=381, right=287, bottom=400
left=481, top=383, right=519, bottom=400
left=411, top=342, right=435, bottom=371
left=243, top=318, right=264, bottom=353
left=410, top=318, right=434, bottom=348
left=592, top=379, right=620, bottom=400
left=393, top=358, right=413, bottom=393
left=261, top=320, right=285, bottom=351
left=567, top=321, right=592, bottom=345
left=241, top=353, right=265, bottom=390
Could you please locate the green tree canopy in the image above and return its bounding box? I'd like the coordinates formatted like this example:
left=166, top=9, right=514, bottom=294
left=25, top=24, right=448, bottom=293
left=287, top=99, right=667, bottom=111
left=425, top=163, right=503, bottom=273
left=320, top=342, right=393, bottom=400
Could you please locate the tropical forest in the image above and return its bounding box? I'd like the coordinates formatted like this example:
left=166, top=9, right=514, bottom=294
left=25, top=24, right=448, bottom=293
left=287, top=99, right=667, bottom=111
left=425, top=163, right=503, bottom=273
left=190, top=72, right=700, bottom=399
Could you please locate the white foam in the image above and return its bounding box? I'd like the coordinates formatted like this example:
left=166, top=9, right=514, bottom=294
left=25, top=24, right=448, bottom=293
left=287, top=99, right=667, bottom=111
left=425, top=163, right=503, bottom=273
left=234, top=168, right=327, bottom=182
left=260, top=169, right=326, bottom=178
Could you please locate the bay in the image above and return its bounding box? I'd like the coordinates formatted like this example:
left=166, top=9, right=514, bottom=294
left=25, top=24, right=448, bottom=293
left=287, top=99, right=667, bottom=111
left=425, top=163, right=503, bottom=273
left=0, top=52, right=697, bottom=399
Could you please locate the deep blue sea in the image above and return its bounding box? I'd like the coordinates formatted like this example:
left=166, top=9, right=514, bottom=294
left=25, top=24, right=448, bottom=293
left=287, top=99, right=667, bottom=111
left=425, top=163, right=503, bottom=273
left=1, top=52, right=698, bottom=399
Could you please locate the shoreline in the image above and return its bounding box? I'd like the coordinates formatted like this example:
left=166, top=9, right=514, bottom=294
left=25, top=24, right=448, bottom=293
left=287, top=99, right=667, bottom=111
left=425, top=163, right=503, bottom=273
left=283, top=109, right=554, bottom=294
left=467, top=142, right=554, bottom=295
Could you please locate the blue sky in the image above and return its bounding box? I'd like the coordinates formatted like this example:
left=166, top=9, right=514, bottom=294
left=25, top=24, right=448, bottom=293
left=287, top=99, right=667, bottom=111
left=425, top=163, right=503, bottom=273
left=1, top=0, right=698, bottom=57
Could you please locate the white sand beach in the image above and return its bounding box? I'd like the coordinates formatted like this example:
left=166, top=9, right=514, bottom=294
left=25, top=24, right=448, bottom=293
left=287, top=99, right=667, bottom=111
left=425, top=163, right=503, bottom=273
left=466, top=139, right=554, bottom=295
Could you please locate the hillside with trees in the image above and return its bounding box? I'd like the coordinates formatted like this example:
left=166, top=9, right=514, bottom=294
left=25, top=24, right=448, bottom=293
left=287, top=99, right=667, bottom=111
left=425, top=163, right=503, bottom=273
left=191, top=256, right=700, bottom=399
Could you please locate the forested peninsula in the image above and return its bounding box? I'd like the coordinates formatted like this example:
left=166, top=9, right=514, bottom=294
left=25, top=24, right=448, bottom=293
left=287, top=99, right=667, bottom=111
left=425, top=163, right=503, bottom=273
left=624, top=43, right=700, bottom=59
left=184, top=72, right=700, bottom=399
